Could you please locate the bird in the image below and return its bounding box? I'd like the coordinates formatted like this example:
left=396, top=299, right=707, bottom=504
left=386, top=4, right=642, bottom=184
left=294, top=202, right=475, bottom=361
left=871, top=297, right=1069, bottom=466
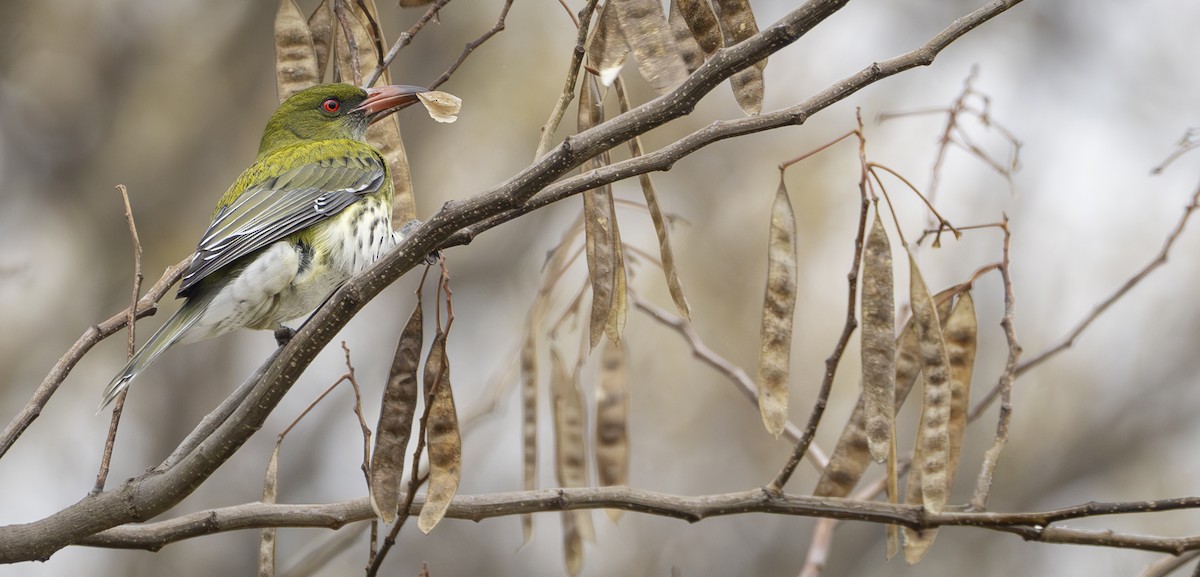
left=101, top=83, right=428, bottom=409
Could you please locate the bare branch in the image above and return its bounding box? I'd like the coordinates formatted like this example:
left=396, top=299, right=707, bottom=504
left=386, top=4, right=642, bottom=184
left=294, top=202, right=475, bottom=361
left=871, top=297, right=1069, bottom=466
left=969, top=217, right=1020, bottom=509
left=92, top=184, right=145, bottom=495
left=970, top=180, right=1200, bottom=421
left=1137, top=551, right=1200, bottom=577
left=631, top=293, right=828, bottom=469
left=533, top=0, right=602, bottom=159
left=363, top=0, right=452, bottom=87
left=79, top=489, right=1200, bottom=556
left=451, top=0, right=1027, bottom=244
left=427, top=0, right=513, bottom=91
left=0, top=257, right=187, bottom=461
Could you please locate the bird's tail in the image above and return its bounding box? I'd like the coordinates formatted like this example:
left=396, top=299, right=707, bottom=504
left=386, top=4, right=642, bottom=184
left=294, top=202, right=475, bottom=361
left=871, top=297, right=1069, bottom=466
left=99, top=302, right=202, bottom=411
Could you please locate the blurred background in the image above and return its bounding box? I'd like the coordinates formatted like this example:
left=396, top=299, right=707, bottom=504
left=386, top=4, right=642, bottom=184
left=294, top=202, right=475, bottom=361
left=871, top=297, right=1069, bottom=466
left=2, top=0, right=1200, bottom=575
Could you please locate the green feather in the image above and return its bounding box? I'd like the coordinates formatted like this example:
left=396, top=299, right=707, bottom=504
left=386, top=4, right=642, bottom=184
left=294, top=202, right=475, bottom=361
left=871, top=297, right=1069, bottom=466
left=181, top=142, right=389, bottom=296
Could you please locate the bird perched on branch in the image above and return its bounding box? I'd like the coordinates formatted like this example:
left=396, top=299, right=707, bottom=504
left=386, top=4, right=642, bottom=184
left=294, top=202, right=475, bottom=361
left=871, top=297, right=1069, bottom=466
left=101, top=83, right=429, bottom=409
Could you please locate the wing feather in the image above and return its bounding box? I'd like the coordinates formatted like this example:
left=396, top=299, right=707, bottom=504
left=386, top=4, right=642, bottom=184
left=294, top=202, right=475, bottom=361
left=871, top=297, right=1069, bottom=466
left=178, top=154, right=385, bottom=297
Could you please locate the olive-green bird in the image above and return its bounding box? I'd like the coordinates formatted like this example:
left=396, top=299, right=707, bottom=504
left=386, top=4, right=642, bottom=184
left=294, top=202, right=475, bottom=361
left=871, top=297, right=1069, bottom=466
left=101, top=83, right=427, bottom=409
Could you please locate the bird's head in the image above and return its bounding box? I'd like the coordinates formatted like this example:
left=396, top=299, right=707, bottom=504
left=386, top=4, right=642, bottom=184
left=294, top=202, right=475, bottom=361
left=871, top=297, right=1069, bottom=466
left=259, top=83, right=426, bottom=154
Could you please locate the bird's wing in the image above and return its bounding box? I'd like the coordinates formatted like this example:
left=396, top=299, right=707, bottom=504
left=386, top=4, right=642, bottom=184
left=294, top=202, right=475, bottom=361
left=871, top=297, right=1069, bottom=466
left=178, top=154, right=386, bottom=297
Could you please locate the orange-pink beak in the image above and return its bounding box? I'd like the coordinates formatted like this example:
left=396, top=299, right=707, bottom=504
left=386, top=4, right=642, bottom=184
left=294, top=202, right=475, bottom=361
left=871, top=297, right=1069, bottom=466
left=355, top=85, right=427, bottom=123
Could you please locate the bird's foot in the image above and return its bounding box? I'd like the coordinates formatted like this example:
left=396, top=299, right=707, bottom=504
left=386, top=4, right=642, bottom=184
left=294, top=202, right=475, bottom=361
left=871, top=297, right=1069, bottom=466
left=274, top=326, right=296, bottom=346
left=397, top=219, right=441, bottom=265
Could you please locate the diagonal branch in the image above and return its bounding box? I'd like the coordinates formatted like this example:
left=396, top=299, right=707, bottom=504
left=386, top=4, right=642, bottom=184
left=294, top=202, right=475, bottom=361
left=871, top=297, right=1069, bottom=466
left=448, top=0, right=1027, bottom=245
left=632, top=294, right=829, bottom=468
left=0, top=257, right=188, bottom=460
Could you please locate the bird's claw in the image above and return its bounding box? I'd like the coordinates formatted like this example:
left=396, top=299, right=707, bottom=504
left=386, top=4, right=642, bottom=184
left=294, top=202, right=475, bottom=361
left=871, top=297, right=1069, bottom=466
left=398, top=219, right=441, bottom=265
left=274, top=326, right=296, bottom=346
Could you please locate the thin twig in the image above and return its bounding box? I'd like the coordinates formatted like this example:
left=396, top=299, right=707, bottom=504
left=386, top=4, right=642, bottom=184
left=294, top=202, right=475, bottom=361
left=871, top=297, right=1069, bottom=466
left=280, top=522, right=371, bottom=577
left=0, top=258, right=186, bottom=461
left=355, top=0, right=387, bottom=73
left=333, top=342, right=373, bottom=488
left=1137, top=550, right=1200, bottom=577
left=777, top=130, right=857, bottom=171
left=333, top=0, right=363, bottom=85
left=1151, top=128, right=1200, bottom=175
left=337, top=341, right=377, bottom=560
left=969, top=216, right=1020, bottom=510
left=364, top=0, right=453, bottom=87
left=427, top=0, right=513, bottom=90
left=533, top=0, right=602, bottom=159
left=868, top=162, right=960, bottom=243
left=797, top=475, right=891, bottom=577
left=969, top=181, right=1200, bottom=421
left=632, top=294, right=828, bottom=469
left=91, top=185, right=144, bottom=495
left=925, top=67, right=977, bottom=211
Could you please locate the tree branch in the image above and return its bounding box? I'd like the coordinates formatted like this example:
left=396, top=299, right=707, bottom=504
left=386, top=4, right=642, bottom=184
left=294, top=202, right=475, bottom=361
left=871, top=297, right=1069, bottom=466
left=0, top=257, right=188, bottom=460
left=78, top=488, right=1200, bottom=556
left=448, top=0, right=1027, bottom=245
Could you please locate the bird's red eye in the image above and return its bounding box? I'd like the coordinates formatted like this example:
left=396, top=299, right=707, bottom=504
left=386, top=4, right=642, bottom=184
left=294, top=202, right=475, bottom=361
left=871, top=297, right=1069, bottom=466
left=321, top=99, right=340, bottom=113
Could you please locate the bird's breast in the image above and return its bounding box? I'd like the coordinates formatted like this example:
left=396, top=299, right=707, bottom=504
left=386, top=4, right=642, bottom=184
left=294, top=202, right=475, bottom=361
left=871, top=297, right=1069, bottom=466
left=311, top=194, right=396, bottom=279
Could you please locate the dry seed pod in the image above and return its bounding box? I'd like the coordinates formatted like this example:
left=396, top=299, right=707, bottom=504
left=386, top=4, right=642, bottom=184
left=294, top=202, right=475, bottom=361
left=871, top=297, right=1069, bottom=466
left=550, top=348, right=595, bottom=543
left=561, top=510, right=584, bottom=577
left=596, top=340, right=629, bottom=522
left=904, top=290, right=973, bottom=563
left=676, top=0, right=723, bottom=55
left=646, top=172, right=691, bottom=319
left=944, top=290, right=977, bottom=488
left=729, top=66, right=764, bottom=116
left=756, top=176, right=797, bottom=438
left=332, top=5, right=372, bottom=85
left=418, top=332, right=463, bottom=534
left=587, top=0, right=630, bottom=87
left=579, top=78, right=620, bottom=348
left=606, top=221, right=628, bottom=344
left=902, top=287, right=960, bottom=561
left=274, top=0, right=320, bottom=102
left=520, top=321, right=539, bottom=543
left=902, top=410, right=932, bottom=563
left=369, top=303, right=422, bottom=523
left=812, top=286, right=957, bottom=497
left=886, top=429, right=900, bottom=560
left=613, top=83, right=691, bottom=319
left=908, top=255, right=952, bottom=515
left=612, top=0, right=689, bottom=94
left=668, top=0, right=706, bottom=73
left=416, top=91, right=462, bottom=123
left=861, top=212, right=896, bottom=463
left=713, top=0, right=765, bottom=115
left=307, top=0, right=333, bottom=80
left=259, top=448, right=280, bottom=576
left=551, top=348, right=589, bottom=490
